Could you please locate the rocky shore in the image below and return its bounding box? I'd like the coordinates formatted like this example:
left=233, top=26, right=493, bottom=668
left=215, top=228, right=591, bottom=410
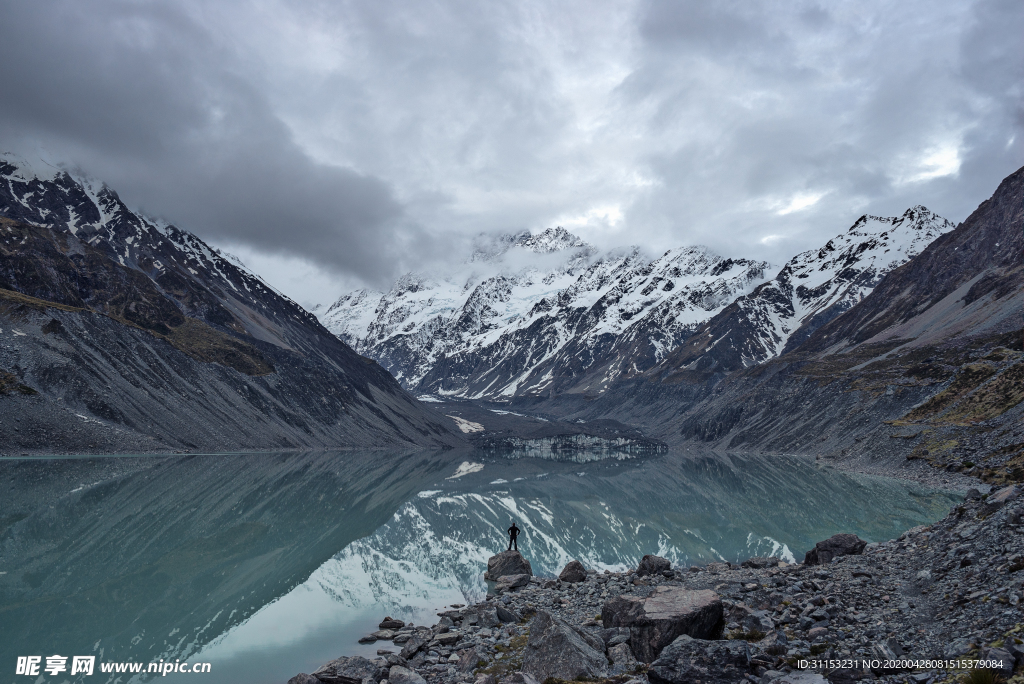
left=288, top=484, right=1023, bottom=684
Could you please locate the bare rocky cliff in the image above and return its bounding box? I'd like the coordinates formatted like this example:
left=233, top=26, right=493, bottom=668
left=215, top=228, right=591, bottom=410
left=0, top=157, right=464, bottom=453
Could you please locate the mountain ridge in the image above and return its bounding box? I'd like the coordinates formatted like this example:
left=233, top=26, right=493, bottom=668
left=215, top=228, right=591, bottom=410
left=0, top=153, right=464, bottom=452
left=323, top=205, right=954, bottom=403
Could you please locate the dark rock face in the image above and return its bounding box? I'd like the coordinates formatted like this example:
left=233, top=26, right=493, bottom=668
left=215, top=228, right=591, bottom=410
left=288, top=675, right=320, bottom=684
left=558, top=559, right=588, bottom=583
left=636, top=554, right=671, bottom=577
left=804, top=533, right=867, bottom=565
left=387, top=666, right=426, bottom=684
left=495, top=573, right=531, bottom=592
left=978, top=484, right=1019, bottom=518
left=399, top=634, right=428, bottom=660
left=758, top=630, right=789, bottom=656
left=0, top=165, right=465, bottom=453
left=484, top=551, right=533, bottom=580
left=647, top=635, right=751, bottom=684
left=607, top=642, right=638, bottom=674
left=312, top=656, right=385, bottom=684
left=601, top=587, right=723, bottom=662
left=521, top=610, right=607, bottom=682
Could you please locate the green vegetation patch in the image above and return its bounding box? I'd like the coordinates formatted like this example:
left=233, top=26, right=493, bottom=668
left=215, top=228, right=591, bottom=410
left=0, top=287, right=85, bottom=314
left=166, top=318, right=274, bottom=377
left=476, top=633, right=529, bottom=678
left=938, top=361, right=1024, bottom=425
left=903, top=363, right=998, bottom=422
left=0, top=369, right=38, bottom=396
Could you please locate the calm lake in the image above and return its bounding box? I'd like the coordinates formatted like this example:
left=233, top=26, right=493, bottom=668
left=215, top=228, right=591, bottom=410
left=0, top=450, right=961, bottom=684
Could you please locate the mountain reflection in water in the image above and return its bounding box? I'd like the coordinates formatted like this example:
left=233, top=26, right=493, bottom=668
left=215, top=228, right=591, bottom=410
left=0, top=450, right=960, bottom=683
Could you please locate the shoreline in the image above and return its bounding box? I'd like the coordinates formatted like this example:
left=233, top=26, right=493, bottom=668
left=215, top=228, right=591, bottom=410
left=292, top=482, right=1023, bottom=684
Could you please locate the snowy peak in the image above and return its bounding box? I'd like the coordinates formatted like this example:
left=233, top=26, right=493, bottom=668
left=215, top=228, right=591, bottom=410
left=515, top=226, right=590, bottom=253
left=656, top=206, right=955, bottom=376
left=320, top=228, right=771, bottom=399
left=0, top=151, right=328, bottom=351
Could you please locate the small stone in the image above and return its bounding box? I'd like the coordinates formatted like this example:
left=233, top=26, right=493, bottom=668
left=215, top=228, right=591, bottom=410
left=380, top=617, right=406, bottom=630
left=359, top=635, right=378, bottom=643
left=807, top=627, right=828, bottom=641
left=741, top=557, right=780, bottom=569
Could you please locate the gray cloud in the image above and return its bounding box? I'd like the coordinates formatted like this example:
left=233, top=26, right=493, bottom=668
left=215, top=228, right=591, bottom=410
left=0, top=0, right=1021, bottom=302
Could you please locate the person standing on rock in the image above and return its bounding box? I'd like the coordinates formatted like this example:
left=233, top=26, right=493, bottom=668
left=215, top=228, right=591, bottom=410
left=507, top=521, right=521, bottom=551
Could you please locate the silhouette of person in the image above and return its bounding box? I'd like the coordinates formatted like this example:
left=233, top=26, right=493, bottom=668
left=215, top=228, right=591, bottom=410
left=507, top=521, right=521, bottom=551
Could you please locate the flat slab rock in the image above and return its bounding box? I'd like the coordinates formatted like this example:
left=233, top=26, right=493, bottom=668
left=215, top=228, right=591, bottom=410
left=602, top=587, right=723, bottom=662
left=312, top=656, right=386, bottom=684
left=484, top=551, right=533, bottom=581
left=647, top=635, right=751, bottom=684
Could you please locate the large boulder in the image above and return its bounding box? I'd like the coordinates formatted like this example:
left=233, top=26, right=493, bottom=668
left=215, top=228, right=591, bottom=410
left=979, top=485, right=1020, bottom=518
left=647, top=635, right=751, bottom=684
left=602, top=587, right=723, bottom=662
left=559, top=560, right=588, bottom=583
left=522, top=610, right=608, bottom=682
left=399, top=634, right=429, bottom=660
left=288, top=675, right=319, bottom=684
left=387, top=666, right=426, bottom=684
left=456, top=646, right=483, bottom=674
left=803, top=533, right=867, bottom=565
left=495, top=574, right=531, bottom=593
left=466, top=605, right=501, bottom=628
left=636, top=554, right=671, bottom=577
left=608, top=642, right=639, bottom=675
left=312, top=656, right=386, bottom=684
left=484, top=551, right=533, bottom=580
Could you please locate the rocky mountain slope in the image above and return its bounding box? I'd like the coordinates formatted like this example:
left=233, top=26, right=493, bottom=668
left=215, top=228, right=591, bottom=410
left=535, top=165, right=1024, bottom=483
left=661, top=207, right=954, bottom=374
left=0, top=153, right=463, bottom=452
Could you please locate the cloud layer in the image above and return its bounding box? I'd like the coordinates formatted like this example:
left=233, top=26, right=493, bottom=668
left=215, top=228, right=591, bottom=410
left=0, top=0, right=1021, bottom=303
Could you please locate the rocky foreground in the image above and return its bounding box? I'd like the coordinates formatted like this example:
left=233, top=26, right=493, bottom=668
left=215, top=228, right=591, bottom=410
left=288, top=484, right=1023, bottom=684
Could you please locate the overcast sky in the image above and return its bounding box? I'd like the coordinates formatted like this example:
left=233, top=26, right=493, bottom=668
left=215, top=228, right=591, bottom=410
left=1, top=0, right=1021, bottom=307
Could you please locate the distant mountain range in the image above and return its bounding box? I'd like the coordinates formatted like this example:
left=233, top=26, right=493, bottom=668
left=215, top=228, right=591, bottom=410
left=0, top=152, right=462, bottom=452
left=321, top=208, right=953, bottom=401
left=544, top=165, right=1024, bottom=480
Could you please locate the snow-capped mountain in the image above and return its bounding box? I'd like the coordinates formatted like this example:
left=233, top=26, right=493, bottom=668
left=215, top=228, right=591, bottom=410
left=651, top=206, right=956, bottom=374
left=321, top=228, right=770, bottom=399
left=0, top=152, right=460, bottom=450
